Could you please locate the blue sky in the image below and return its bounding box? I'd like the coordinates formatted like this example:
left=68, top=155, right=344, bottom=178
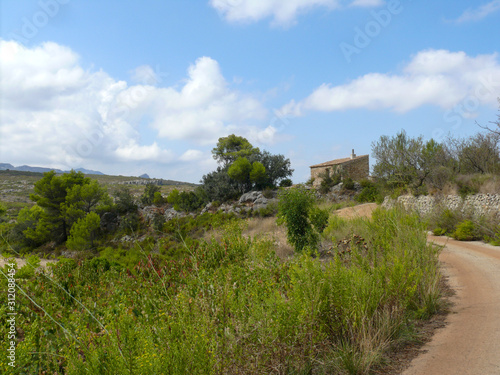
left=1, top=0, right=499, bottom=183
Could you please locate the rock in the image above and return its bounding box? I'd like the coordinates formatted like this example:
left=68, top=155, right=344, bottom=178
left=253, top=197, right=268, bottom=205
left=239, top=191, right=262, bottom=204
left=121, top=235, right=133, bottom=242
left=200, top=202, right=213, bottom=215
left=164, top=208, right=185, bottom=221
left=331, top=183, right=343, bottom=193
left=140, top=206, right=162, bottom=222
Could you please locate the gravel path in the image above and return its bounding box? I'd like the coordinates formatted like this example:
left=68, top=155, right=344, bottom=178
left=403, top=236, right=500, bottom=375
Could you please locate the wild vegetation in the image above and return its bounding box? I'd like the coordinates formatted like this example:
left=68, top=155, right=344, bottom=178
left=1, top=206, right=442, bottom=374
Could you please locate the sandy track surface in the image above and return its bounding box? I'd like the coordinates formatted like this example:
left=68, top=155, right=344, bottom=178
left=403, top=236, right=500, bottom=375
left=334, top=202, right=378, bottom=219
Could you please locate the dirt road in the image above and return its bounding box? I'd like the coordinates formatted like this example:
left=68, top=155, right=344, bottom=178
left=403, top=236, right=500, bottom=375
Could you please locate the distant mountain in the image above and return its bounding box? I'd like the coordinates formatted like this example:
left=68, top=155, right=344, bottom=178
left=75, top=168, right=104, bottom=175
left=0, top=163, right=103, bottom=175
left=139, top=173, right=150, bottom=179
left=0, top=163, right=14, bottom=170
left=14, top=165, right=65, bottom=173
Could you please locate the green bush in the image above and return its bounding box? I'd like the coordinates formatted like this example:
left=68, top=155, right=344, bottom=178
left=318, top=169, right=341, bottom=194
left=309, top=206, right=329, bottom=233
left=342, top=177, right=355, bottom=191
left=279, top=178, right=293, bottom=187
left=66, top=212, right=101, bottom=250
left=153, top=191, right=164, bottom=206
left=453, top=220, right=478, bottom=241
left=167, top=187, right=208, bottom=212
left=277, top=186, right=318, bottom=252
left=457, top=184, right=478, bottom=199
left=141, top=184, right=161, bottom=206
left=426, top=208, right=459, bottom=236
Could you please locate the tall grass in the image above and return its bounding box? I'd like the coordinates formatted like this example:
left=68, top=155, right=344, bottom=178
left=0, top=207, right=442, bottom=374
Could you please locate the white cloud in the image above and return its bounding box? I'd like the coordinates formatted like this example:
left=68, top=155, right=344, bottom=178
left=180, top=149, right=204, bottom=161
left=0, top=40, right=272, bottom=177
left=454, top=0, right=500, bottom=23
left=284, top=49, right=500, bottom=115
left=130, top=65, right=160, bottom=85
left=350, top=0, right=384, bottom=7
left=115, top=142, right=174, bottom=162
left=209, top=0, right=382, bottom=26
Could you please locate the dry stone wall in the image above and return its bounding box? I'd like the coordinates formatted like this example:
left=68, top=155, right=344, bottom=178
left=382, top=194, right=500, bottom=218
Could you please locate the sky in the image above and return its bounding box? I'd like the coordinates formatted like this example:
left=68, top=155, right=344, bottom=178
left=0, top=0, right=499, bottom=183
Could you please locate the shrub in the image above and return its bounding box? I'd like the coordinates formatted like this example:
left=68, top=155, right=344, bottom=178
left=167, top=188, right=208, bottom=212
left=141, top=184, right=161, bottom=205
left=426, top=208, right=459, bottom=236
left=356, top=180, right=382, bottom=203
left=262, top=187, right=275, bottom=199
left=318, top=169, right=341, bottom=194
left=66, top=212, right=101, bottom=250
left=279, top=178, right=293, bottom=187
left=153, top=191, right=164, bottom=206
left=342, top=177, right=355, bottom=191
left=309, top=206, right=329, bottom=233
left=277, top=186, right=318, bottom=252
left=113, top=186, right=138, bottom=214
left=453, top=220, right=478, bottom=241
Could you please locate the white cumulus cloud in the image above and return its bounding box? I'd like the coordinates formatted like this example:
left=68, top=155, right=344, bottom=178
left=209, top=0, right=382, bottom=26
left=0, top=40, right=273, bottom=176
left=283, top=49, right=500, bottom=115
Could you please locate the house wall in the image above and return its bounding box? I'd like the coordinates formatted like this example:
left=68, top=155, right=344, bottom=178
left=311, top=156, right=369, bottom=187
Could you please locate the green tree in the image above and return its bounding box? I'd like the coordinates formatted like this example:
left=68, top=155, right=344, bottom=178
left=212, top=134, right=260, bottom=166
left=201, top=166, right=240, bottom=202
left=203, top=135, right=293, bottom=202
left=228, top=157, right=253, bottom=191
left=258, top=151, right=294, bottom=187
left=141, top=184, right=161, bottom=206
left=249, top=161, right=267, bottom=188
left=449, top=132, right=500, bottom=174
left=63, top=180, right=111, bottom=229
left=30, top=170, right=90, bottom=243
left=66, top=212, right=101, bottom=250
left=277, top=186, right=319, bottom=252
left=11, top=205, right=50, bottom=248
left=113, top=186, right=138, bottom=214
left=372, top=130, right=444, bottom=189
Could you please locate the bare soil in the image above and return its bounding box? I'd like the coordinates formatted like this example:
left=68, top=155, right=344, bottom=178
left=334, top=202, right=378, bottom=219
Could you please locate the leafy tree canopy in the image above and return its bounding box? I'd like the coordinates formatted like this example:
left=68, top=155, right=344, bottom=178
left=27, top=170, right=110, bottom=244
left=212, top=134, right=260, bottom=166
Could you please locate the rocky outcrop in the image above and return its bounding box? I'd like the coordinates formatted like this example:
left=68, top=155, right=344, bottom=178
left=382, top=194, right=500, bottom=218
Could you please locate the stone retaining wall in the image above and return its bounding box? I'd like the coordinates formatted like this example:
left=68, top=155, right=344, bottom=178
left=382, top=194, right=500, bottom=218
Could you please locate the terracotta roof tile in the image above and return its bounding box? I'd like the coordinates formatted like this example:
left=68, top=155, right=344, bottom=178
left=310, top=154, right=368, bottom=168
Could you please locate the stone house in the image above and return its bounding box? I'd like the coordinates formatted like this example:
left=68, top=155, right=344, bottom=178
left=310, top=150, right=369, bottom=187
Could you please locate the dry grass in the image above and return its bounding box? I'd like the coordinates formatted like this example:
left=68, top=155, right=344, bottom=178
left=479, top=175, right=500, bottom=194
left=243, top=217, right=294, bottom=259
